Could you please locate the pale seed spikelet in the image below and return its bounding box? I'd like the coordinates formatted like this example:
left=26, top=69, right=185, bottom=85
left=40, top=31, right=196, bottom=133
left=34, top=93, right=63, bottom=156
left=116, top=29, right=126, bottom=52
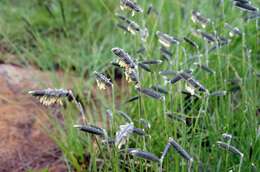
left=224, top=23, right=242, bottom=37
left=115, top=123, right=134, bottom=149
left=112, top=47, right=136, bottom=69
left=156, top=31, right=180, bottom=47
left=120, top=0, right=143, bottom=15
left=125, top=67, right=139, bottom=83
left=28, top=88, right=73, bottom=106
left=94, top=71, right=113, bottom=90
left=191, top=11, right=210, bottom=28
left=222, top=133, right=233, bottom=142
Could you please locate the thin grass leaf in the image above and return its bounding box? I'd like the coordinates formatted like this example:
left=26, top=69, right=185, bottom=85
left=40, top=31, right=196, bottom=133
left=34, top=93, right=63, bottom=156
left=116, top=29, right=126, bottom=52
left=117, top=111, right=133, bottom=123
left=184, top=37, right=199, bottom=49
left=125, top=95, right=140, bottom=104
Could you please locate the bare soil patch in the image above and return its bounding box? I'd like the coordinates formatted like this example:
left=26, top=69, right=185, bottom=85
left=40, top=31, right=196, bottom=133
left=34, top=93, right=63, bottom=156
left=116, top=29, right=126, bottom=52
left=0, top=64, right=66, bottom=172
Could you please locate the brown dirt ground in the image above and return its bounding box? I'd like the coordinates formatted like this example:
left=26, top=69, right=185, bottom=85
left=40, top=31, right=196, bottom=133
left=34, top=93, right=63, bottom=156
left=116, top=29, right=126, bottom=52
left=0, top=64, right=67, bottom=172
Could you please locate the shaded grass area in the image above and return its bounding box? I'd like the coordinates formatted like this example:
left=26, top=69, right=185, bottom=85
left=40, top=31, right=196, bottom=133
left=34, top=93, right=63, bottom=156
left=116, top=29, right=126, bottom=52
left=0, top=0, right=260, bottom=171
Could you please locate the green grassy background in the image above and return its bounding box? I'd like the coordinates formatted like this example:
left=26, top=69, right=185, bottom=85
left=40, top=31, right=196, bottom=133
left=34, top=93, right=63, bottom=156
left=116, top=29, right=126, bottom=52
left=0, top=0, right=259, bottom=171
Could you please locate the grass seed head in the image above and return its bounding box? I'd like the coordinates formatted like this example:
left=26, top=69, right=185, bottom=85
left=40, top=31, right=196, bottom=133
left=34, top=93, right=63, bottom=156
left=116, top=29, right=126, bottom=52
left=128, top=148, right=160, bottom=163
left=94, top=71, right=113, bottom=90
left=136, top=85, right=165, bottom=100
left=120, top=0, right=143, bottom=14
left=169, top=137, right=193, bottom=162
left=156, top=31, right=180, bottom=47
left=217, top=141, right=244, bottom=158
left=234, top=1, right=258, bottom=12
left=74, top=124, right=106, bottom=137
left=112, top=47, right=137, bottom=69
left=115, top=123, right=134, bottom=149
left=28, top=88, right=73, bottom=106
left=191, top=11, right=210, bottom=28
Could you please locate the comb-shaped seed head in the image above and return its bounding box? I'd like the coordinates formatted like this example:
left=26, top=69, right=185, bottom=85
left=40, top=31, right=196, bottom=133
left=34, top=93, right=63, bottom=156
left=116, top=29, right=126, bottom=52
left=74, top=124, right=106, bottom=137
left=94, top=71, right=113, bottom=90
left=120, top=0, right=143, bottom=15
left=128, top=148, right=160, bottom=163
left=112, top=47, right=136, bottom=69
left=28, top=88, right=73, bottom=106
